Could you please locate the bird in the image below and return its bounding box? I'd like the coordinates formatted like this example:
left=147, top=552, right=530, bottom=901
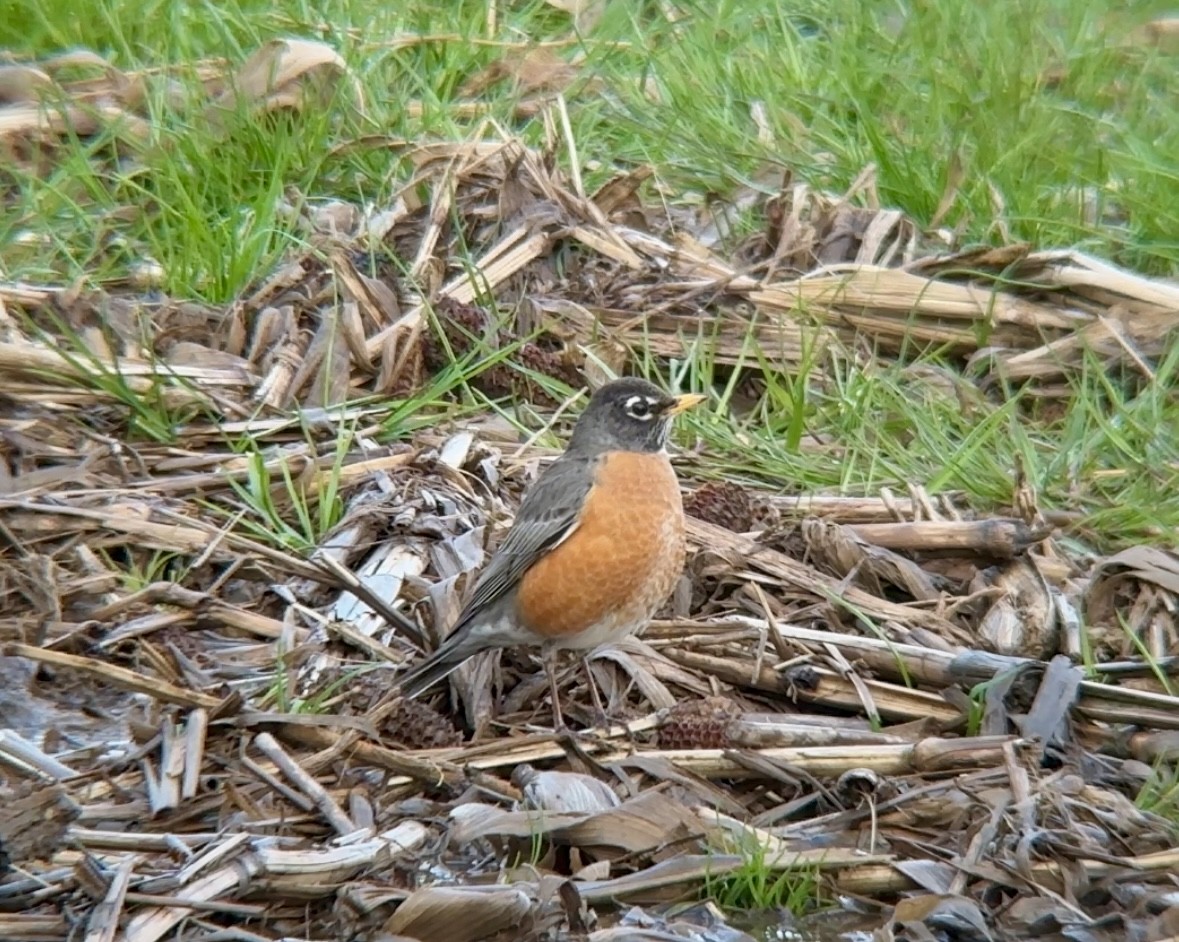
left=397, top=377, right=705, bottom=728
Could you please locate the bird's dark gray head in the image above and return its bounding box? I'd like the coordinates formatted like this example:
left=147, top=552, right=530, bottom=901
left=566, top=378, right=705, bottom=455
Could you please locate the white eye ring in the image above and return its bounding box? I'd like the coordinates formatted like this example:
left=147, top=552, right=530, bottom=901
left=624, top=395, right=657, bottom=420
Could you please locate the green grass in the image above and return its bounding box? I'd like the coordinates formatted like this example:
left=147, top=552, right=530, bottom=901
left=99, top=547, right=188, bottom=591
left=262, top=658, right=380, bottom=714
left=703, top=835, right=824, bottom=917
left=655, top=334, right=1179, bottom=547
left=219, top=447, right=341, bottom=554
left=18, top=304, right=209, bottom=442
left=398, top=323, right=1179, bottom=548
left=1135, top=759, right=1179, bottom=828
left=211, top=418, right=358, bottom=554
left=0, top=0, right=1177, bottom=548
left=4, top=0, right=1179, bottom=297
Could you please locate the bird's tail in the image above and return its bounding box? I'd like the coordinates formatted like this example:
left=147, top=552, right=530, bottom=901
left=397, top=631, right=487, bottom=699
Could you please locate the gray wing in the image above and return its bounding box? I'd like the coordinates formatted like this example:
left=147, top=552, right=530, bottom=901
left=451, top=452, right=598, bottom=634
left=396, top=452, right=599, bottom=698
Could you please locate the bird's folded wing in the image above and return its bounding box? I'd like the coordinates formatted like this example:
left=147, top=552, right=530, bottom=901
left=449, top=453, right=597, bottom=631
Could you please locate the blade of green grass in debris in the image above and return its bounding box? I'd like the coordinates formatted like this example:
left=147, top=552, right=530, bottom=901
left=17, top=306, right=205, bottom=442
left=1136, top=759, right=1179, bottom=829
left=703, top=832, right=825, bottom=918
left=1119, top=612, right=1177, bottom=698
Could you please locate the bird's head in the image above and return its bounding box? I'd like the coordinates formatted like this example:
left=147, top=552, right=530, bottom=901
left=567, top=377, right=706, bottom=454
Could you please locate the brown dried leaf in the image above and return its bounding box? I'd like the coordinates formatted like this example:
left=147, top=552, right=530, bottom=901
left=1091, top=546, right=1179, bottom=596
left=1134, top=17, right=1179, bottom=53
left=461, top=48, right=583, bottom=99
left=1085, top=546, right=1179, bottom=657
left=1003, top=895, right=1090, bottom=936
left=38, top=49, right=116, bottom=76
left=450, top=791, right=703, bottom=860
left=929, top=148, right=966, bottom=229
left=543, top=0, right=607, bottom=33
left=590, top=164, right=655, bottom=216
left=801, top=517, right=940, bottom=602
left=163, top=341, right=252, bottom=373
left=892, top=894, right=992, bottom=941
left=212, top=38, right=354, bottom=120
left=0, top=65, right=53, bottom=104
left=384, top=886, right=535, bottom=942
left=976, top=557, right=1058, bottom=658
left=0, top=101, right=150, bottom=143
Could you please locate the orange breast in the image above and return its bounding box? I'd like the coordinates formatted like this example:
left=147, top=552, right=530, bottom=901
left=514, top=451, right=686, bottom=647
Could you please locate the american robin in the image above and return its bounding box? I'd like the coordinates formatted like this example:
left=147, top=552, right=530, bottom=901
left=398, top=377, right=705, bottom=727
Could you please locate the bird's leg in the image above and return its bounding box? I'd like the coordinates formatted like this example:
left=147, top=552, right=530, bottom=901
left=543, top=643, right=567, bottom=732
left=581, top=656, right=610, bottom=730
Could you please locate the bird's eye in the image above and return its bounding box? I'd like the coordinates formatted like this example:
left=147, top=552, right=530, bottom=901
left=624, top=396, right=654, bottom=420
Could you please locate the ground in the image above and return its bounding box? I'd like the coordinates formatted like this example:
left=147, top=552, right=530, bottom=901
left=1, top=2, right=1178, bottom=942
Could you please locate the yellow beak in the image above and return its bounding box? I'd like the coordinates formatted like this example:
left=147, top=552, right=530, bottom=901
left=664, top=392, right=707, bottom=416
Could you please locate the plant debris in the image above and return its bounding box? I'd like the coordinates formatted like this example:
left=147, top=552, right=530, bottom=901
left=2, top=40, right=1179, bottom=942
